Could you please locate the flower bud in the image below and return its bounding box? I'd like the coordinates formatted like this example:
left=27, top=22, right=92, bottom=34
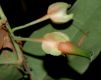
left=47, top=2, right=73, bottom=24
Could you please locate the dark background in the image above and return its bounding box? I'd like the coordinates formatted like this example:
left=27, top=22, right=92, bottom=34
left=0, top=0, right=101, bottom=80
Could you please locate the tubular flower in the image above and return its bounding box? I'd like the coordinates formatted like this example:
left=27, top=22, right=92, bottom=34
left=42, top=32, right=92, bottom=59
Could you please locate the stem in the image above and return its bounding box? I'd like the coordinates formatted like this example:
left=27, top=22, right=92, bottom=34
left=12, top=15, right=49, bottom=32
left=0, top=5, right=23, bottom=64
left=14, top=36, right=43, bottom=43
left=0, top=6, right=15, bottom=38
left=22, top=61, right=33, bottom=80
left=0, top=5, right=33, bottom=79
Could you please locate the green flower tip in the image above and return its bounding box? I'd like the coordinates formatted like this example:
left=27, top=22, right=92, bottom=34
left=42, top=32, right=92, bottom=59
left=47, top=2, right=74, bottom=24
left=58, top=42, right=93, bottom=59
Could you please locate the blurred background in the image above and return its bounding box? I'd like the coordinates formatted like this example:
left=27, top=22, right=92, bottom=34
left=0, top=0, right=101, bottom=80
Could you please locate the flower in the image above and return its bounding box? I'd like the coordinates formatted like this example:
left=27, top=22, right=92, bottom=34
left=12, top=2, right=74, bottom=32
left=42, top=32, right=70, bottom=56
left=42, top=32, right=92, bottom=59
left=47, top=2, right=73, bottom=24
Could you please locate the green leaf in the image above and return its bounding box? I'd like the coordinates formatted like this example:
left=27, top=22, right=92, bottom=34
left=25, top=55, right=73, bottom=80
left=25, top=55, right=47, bottom=80
left=23, top=24, right=77, bottom=80
left=23, top=0, right=101, bottom=79
left=0, top=65, right=22, bottom=80
left=0, top=51, right=18, bottom=64
left=23, top=24, right=78, bottom=56
left=0, top=50, right=22, bottom=80
left=68, top=0, right=101, bottom=73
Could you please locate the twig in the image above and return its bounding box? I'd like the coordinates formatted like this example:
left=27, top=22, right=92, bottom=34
left=12, top=15, right=49, bottom=32
left=0, top=5, right=24, bottom=64
left=0, top=5, right=33, bottom=80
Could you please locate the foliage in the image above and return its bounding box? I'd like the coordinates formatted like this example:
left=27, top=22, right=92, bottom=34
left=0, top=0, right=101, bottom=80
